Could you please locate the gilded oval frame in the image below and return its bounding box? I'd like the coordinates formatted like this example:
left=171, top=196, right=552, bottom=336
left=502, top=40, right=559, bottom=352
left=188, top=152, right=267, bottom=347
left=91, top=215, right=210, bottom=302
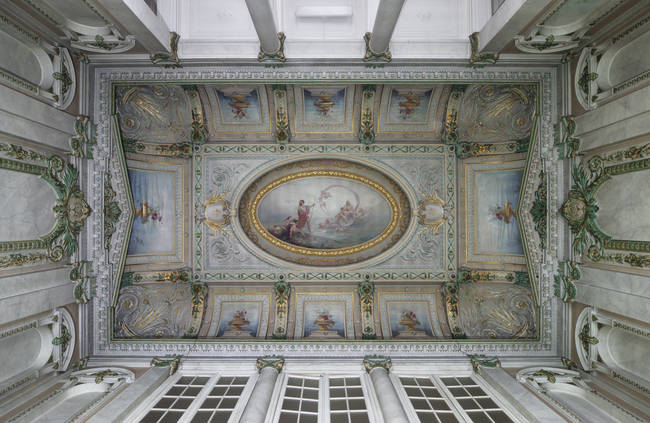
left=238, top=158, right=412, bottom=267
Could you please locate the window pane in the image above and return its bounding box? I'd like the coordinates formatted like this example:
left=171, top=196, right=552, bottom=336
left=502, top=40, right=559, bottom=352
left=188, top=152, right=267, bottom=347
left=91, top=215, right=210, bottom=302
left=220, top=397, right=238, bottom=409
left=458, top=377, right=475, bottom=385
left=438, top=413, right=460, bottom=423
left=226, top=386, right=244, bottom=396
left=476, top=398, right=498, bottom=409
left=282, top=398, right=300, bottom=411
left=448, top=387, right=467, bottom=397
left=400, top=377, right=416, bottom=386
left=279, top=413, right=298, bottom=423
left=330, top=399, right=347, bottom=411
left=178, top=376, right=194, bottom=385
left=412, top=398, right=431, bottom=410
left=215, top=377, right=232, bottom=385
left=210, top=386, right=227, bottom=396
left=153, top=397, right=176, bottom=408
left=430, top=399, right=450, bottom=410
left=285, top=387, right=301, bottom=398
left=417, top=378, right=434, bottom=387
left=441, top=377, right=459, bottom=386
left=185, top=386, right=202, bottom=396
left=350, top=412, right=369, bottom=423
left=422, top=387, right=440, bottom=398
left=233, top=377, right=248, bottom=385
left=467, top=411, right=492, bottom=423
left=330, top=413, right=348, bottom=423
left=347, top=387, right=363, bottom=397
left=287, top=377, right=303, bottom=386
left=166, top=386, right=184, bottom=396
left=303, top=389, right=319, bottom=400
left=175, top=398, right=194, bottom=409
left=141, top=410, right=164, bottom=423
left=159, top=411, right=183, bottom=423
left=467, top=387, right=486, bottom=396
left=487, top=410, right=513, bottom=422
left=304, top=379, right=319, bottom=388
left=301, top=414, right=318, bottom=423
left=405, top=387, right=423, bottom=397
left=330, top=388, right=346, bottom=398
left=458, top=398, right=480, bottom=410
left=210, top=410, right=232, bottom=422
left=302, top=400, right=318, bottom=413
left=189, top=411, right=212, bottom=423
left=416, top=412, right=437, bottom=423
left=347, top=377, right=361, bottom=386
left=201, top=397, right=221, bottom=408
left=330, top=378, right=344, bottom=386
left=348, top=399, right=366, bottom=410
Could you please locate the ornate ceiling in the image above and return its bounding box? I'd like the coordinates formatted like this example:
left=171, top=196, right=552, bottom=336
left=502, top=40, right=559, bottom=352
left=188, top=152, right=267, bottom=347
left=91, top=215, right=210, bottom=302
left=87, top=65, right=558, bottom=358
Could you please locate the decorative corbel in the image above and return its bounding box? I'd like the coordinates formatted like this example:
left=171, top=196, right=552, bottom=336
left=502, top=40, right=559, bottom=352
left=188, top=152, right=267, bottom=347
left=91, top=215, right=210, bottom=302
left=69, top=115, right=97, bottom=159
left=469, top=32, right=499, bottom=67
left=272, top=279, right=291, bottom=339
left=151, top=355, right=182, bottom=376
left=69, top=260, right=95, bottom=304
left=442, top=281, right=466, bottom=339
left=358, top=85, right=376, bottom=145
left=468, top=354, right=501, bottom=373
left=358, top=277, right=376, bottom=339
left=363, top=355, right=392, bottom=373
left=272, top=85, right=291, bottom=145
left=363, top=32, right=391, bottom=64
left=256, top=355, right=285, bottom=373
left=258, top=32, right=286, bottom=64
left=150, top=32, right=181, bottom=68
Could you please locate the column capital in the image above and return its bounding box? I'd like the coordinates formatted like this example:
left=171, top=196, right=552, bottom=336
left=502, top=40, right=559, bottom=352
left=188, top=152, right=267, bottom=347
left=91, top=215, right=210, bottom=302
left=363, top=355, right=392, bottom=373
left=256, top=355, right=285, bottom=373
left=151, top=354, right=182, bottom=376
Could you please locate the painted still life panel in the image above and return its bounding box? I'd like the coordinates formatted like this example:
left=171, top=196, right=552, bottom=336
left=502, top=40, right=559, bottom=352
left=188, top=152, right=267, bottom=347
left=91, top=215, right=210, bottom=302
left=258, top=177, right=391, bottom=250
left=386, top=301, right=435, bottom=339
left=303, top=87, right=346, bottom=124
left=215, top=301, right=262, bottom=338
left=475, top=168, right=524, bottom=256
left=301, top=300, right=347, bottom=339
left=387, top=87, right=433, bottom=123
left=215, top=87, right=262, bottom=124
left=127, top=167, right=176, bottom=256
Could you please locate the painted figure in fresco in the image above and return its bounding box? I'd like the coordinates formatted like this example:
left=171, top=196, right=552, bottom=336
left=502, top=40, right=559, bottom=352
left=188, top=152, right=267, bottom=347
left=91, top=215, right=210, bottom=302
left=297, top=200, right=315, bottom=233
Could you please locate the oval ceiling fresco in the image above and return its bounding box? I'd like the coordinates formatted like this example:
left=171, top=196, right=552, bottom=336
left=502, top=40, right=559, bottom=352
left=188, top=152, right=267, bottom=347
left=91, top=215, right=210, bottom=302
left=238, top=159, right=412, bottom=266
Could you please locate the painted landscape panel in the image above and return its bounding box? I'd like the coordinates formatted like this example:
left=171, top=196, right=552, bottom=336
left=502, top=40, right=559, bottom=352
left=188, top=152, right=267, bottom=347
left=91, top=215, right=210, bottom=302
left=127, top=168, right=176, bottom=255
left=475, top=168, right=524, bottom=255
left=257, top=177, right=391, bottom=250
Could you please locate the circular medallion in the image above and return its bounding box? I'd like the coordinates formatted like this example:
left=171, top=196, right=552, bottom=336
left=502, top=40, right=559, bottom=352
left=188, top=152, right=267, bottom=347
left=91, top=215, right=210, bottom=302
left=238, top=159, right=412, bottom=266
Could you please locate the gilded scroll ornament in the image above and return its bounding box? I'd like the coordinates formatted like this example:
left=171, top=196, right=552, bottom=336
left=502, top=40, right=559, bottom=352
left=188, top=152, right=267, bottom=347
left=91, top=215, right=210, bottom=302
left=258, top=32, right=286, bottom=63
left=358, top=278, right=376, bottom=339
left=69, top=115, right=97, bottom=158
left=150, top=32, right=181, bottom=68
left=555, top=116, right=581, bottom=159
left=417, top=189, right=448, bottom=235
left=443, top=282, right=466, bottom=339
left=469, top=32, right=499, bottom=67
left=273, top=86, right=290, bottom=144
left=363, top=32, right=391, bottom=63
left=359, top=85, right=376, bottom=144
left=197, top=191, right=231, bottom=236
left=554, top=261, right=579, bottom=303
left=272, top=280, right=291, bottom=339
left=151, top=355, right=182, bottom=376
left=70, top=261, right=95, bottom=304
left=104, top=172, right=121, bottom=250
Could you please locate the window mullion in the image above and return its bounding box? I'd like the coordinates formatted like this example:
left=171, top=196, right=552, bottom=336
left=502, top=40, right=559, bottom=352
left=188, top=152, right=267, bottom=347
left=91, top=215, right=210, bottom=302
left=178, top=374, right=219, bottom=423
left=432, top=375, right=474, bottom=423
left=320, top=374, right=330, bottom=423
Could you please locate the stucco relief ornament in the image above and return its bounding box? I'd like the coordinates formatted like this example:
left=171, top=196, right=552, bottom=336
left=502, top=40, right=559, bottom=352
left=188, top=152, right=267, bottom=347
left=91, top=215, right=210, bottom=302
left=196, top=191, right=232, bottom=236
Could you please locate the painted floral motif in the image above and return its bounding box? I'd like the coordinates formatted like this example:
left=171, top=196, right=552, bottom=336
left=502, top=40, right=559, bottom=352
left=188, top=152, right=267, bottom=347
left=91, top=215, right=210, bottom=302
left=134, top=201, right=162, bottom=223
left=490, top=202, right=517, bottom=224
left=399, top=311, right=421, bottom=330
left=228, top=310, right=250, bottom=332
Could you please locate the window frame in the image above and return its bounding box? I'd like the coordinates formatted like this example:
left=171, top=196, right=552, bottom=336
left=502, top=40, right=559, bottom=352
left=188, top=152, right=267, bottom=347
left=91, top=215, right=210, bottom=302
left=128, top=370, right=258, bottom=423
left=392, top=372, right=523, bottom=423
left=268, top=372, right=381, bottom=423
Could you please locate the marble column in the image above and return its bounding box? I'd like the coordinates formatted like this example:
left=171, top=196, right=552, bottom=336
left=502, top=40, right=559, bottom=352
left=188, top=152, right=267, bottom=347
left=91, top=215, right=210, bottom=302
left=244, top=0, right=282, bottom=56
left=364, top=0, right=405, bottom=61
left=239, top=355, right=285, bottom=423
left=364, top=356, right=409, bottom=423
